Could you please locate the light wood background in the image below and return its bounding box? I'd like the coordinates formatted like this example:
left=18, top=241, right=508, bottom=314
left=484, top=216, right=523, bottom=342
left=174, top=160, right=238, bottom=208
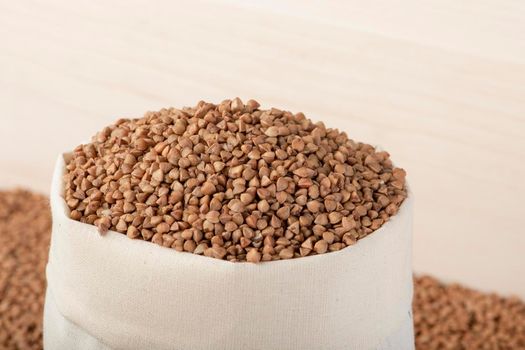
left=1, top=0, right=524, bottom=297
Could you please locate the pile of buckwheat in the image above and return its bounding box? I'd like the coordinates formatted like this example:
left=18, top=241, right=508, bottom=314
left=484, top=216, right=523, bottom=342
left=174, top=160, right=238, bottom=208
left=414, top=276, right=525, bottom=350
left=0, top=190, right=50, bottom=350
left=63, top=98, right=408, bottom=262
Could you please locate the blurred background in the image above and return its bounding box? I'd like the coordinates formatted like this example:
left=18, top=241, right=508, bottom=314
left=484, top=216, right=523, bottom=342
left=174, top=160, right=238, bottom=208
left=1, top=0, right=524, bottom=297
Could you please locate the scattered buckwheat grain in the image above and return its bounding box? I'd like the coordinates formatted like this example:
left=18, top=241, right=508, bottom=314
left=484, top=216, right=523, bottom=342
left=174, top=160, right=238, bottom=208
left=63, top=98, right=408, bottom=262
left=0, top=190, right=51, bottom=350
left=413, top=275, right=525, bottom=350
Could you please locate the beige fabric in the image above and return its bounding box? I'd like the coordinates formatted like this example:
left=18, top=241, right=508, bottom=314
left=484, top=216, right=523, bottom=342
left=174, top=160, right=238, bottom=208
left=44, top=287, right=111, bottom=350
left=44, top=154, right=414, bottom=350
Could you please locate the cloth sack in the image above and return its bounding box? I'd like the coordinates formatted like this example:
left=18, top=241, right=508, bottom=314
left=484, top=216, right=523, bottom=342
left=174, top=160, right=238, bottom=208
left=44, top=154, right=415, bottom=350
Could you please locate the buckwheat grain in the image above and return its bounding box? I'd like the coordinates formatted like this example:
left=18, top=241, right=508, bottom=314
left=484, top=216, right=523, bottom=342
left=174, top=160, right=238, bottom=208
left=63, top=98, right=408, bottom=262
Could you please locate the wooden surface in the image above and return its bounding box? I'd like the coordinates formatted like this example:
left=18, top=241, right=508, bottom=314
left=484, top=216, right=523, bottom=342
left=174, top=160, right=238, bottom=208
left=1, top=0, right=524, bottom=297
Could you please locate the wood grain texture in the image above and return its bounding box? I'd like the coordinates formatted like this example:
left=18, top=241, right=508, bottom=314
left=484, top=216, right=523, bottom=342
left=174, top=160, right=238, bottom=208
left=1, top=0, right=524, bottom=296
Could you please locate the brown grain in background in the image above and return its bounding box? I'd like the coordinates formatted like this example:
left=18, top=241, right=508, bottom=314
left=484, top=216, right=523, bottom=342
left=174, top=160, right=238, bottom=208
left=0, top=190, right=50, bottom=350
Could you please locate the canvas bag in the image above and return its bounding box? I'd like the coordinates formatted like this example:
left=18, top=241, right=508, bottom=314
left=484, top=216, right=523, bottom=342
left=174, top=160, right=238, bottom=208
left=44, top=154, right=415, bottom=350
